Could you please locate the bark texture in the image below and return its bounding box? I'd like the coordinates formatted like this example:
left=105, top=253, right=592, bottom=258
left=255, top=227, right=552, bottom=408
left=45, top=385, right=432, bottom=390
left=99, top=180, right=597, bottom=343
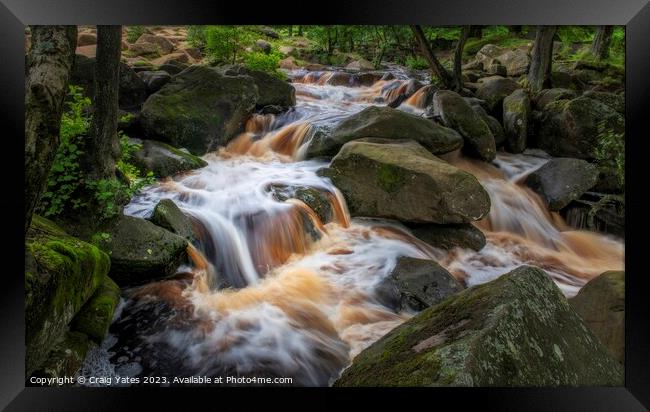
left=24, top=25, right=77, bottom=234
left=410, top=25, right=454, bottom=89
left=84, top=25, right=122, bottom=181
left=592, top=26, right=613, bottom=60
left=527, top=26, right=557, bottom=92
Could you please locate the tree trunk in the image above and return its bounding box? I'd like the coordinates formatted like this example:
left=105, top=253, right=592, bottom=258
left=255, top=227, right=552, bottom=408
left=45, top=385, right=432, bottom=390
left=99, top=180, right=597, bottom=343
left=298, top=26, right=303, bottom=36
left=24, top=25, right=77, bottom=234
left=592, top=26, right=613, bottom=60
left=469, top=26, right=483, bottom=38
left=84, top=25, right=121, bottom=181
left=527, top=25, right=557, bottom=92
left=509, top=26, right=523, bottom=36
left=410, top=25, right=454, bottom=89
left=288, top=25, right=293, bottom=37
left=453, top=26, right=471, bottom=91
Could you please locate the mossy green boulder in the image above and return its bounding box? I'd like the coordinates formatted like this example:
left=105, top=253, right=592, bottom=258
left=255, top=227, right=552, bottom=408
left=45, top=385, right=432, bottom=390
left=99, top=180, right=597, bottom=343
left=533, top=96, right=624, bottom=160
left=217, top=65, right=296, bottom=109
left=432, top=90, right=496, bottom=161
left=319, top=139, right=490, bottom=224
left=334, top=265, right=623, bottom=386
left=150, top=198, right=195, bottom=240
left=533, top=88, right=577, bottom=110
left=408, top=223, right=486, bottom=251
left=306, top=106, right=463, bottom=159
left=131, top=138, right=207, bottom=178
left=25, top=215, right=109, bottom=377
left=95, top=215, right=188, bottom=287
left=140, top=65, right=258, bottom=155
left=70, top=276, right=121, bottom=343
left=570, top=271, right=625, bottom=364
left=30, top=331, right=91, bottom=382
left=502, top=89, right=531, bottom=154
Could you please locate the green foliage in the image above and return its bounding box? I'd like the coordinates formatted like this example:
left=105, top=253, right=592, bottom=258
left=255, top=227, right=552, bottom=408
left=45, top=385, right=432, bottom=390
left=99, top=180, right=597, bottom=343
left=37, top=85, right=155, bottom=221
left=187, top=25, right=207, bottom=48
left=243, top=51, right=284, bottom=78
left=203, top=26, right=254, bottom=64
left=405, top=55, right=429, bottom=70
left=126, top=26, right=146, bottom=43
left=38, top=85, right=91, bottom=217
left=595, top=120, right=625, bottom=192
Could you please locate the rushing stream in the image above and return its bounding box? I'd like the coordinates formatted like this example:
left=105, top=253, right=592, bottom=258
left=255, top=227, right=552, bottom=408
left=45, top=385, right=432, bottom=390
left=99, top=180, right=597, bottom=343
left=82, top=67, right=624, bottom=386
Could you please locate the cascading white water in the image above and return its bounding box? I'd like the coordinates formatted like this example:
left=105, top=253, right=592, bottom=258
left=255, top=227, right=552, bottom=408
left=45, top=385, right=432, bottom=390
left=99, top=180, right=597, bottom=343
left=87, top=68, right=624, bottom=386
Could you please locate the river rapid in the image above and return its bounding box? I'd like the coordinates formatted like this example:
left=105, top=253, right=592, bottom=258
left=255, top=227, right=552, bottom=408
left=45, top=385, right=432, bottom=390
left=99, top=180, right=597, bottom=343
left=82, top=66, right=624, bottom=386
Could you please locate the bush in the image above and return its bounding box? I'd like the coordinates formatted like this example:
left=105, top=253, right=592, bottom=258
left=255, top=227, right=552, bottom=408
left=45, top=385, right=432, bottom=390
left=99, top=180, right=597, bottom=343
left=243, top=51, right=284, bottom=78
left=595, top=120, right=625, bottom=192
left=405, top=55, right=429, bottom=70
left=187, top=25, right=207, bottom=49
left=126, top=26, right=146, bottom=43
left=37, top=86, right=155, bottom=220
left=204, top=26, right=253, bottom=64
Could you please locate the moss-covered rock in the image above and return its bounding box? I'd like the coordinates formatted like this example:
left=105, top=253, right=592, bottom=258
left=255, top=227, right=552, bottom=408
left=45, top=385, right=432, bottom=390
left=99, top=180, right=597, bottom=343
left=140, top=65, right=259, bottom=155
left=470, top=104, right=505, bottom=148
left=533, top=88, right=578, bottom=110
left=70, top=276, right=121, bottom=343
left=30, top=331, right=91, bottom=382
left=150, top=198, right=195, bottom=240
left=432, top=90, right=496, bottom=162
left=376, top=257, right=462, bottom=312
left=334, top=265, right=623, bottom=386
left=94, top=215, right=188, bottom=287
left=533, top=96, right=624, bottom=160
left=582, top=90, right=624, bottom=114
left=407, top=223, right=486, bottom=251
left=570, top=271, right=624, bottom=364
left=524, top=158, right=599, bottom=211
left=268, top=184, right=335, bottom=224
left=475, top=76, right=522, bottom=116
left=131, top=138, right=207, bottom=178
left=319, top=139, right=490, bottom=224
left=25, top=216, right=109, bottom=377
left=502, top=89, right=531, bottom=153
left=306, top=106, right=463, bottom=159
left=217, top=65, right=296, bottom=109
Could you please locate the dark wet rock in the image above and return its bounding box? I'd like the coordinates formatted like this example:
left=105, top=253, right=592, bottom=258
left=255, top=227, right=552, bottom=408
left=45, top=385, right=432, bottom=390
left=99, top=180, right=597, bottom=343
left=306, top=106, right=463, bottom=159
left=471, top=105, right=505, bottom=148
left=218, top=65, right=296, bottom=109
left=561, top=193, right=625, bottom=239
left=158, top=62, right=187, bottom=75
left=94, top=215, right=188, bottom=287
left=408, top=223, right=486, bottom=251
left=524, top=158, right=598, bottom=211
left=254, top=39, right=272, bottom=54
left=30, top=331, right=91, bottom=382
left=319, top=139, right=490, bottom=224
left=335, top=265, right=623, bottom=386
left=268, top=184, right=335, bottom=224
left=376, top=257, right=462, bottom=312
left=570, top=271, right=624, bottom=364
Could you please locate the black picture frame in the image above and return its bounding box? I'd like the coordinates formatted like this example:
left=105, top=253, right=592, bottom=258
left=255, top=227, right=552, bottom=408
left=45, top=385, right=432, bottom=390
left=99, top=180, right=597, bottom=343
left=2, top=0, right=649, bottom=410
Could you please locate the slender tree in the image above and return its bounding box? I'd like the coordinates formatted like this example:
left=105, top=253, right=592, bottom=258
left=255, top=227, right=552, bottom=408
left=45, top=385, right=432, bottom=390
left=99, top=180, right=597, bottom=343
left=592, top=26, right=614, bottom=60
left=288, top=25, right=293, bottom=37
left=297, top=26, right=303, bottom=36
left=24, top=25, right=77, bottom=234
left=527, top=25, right=557, bottom=92
left=410, top=25, right=455, bottom=89
left=84, top=25, right=122, bottom=181
left=453, top=26, right=471, bottom=91
left=469, top=26, right=483, bottom=38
